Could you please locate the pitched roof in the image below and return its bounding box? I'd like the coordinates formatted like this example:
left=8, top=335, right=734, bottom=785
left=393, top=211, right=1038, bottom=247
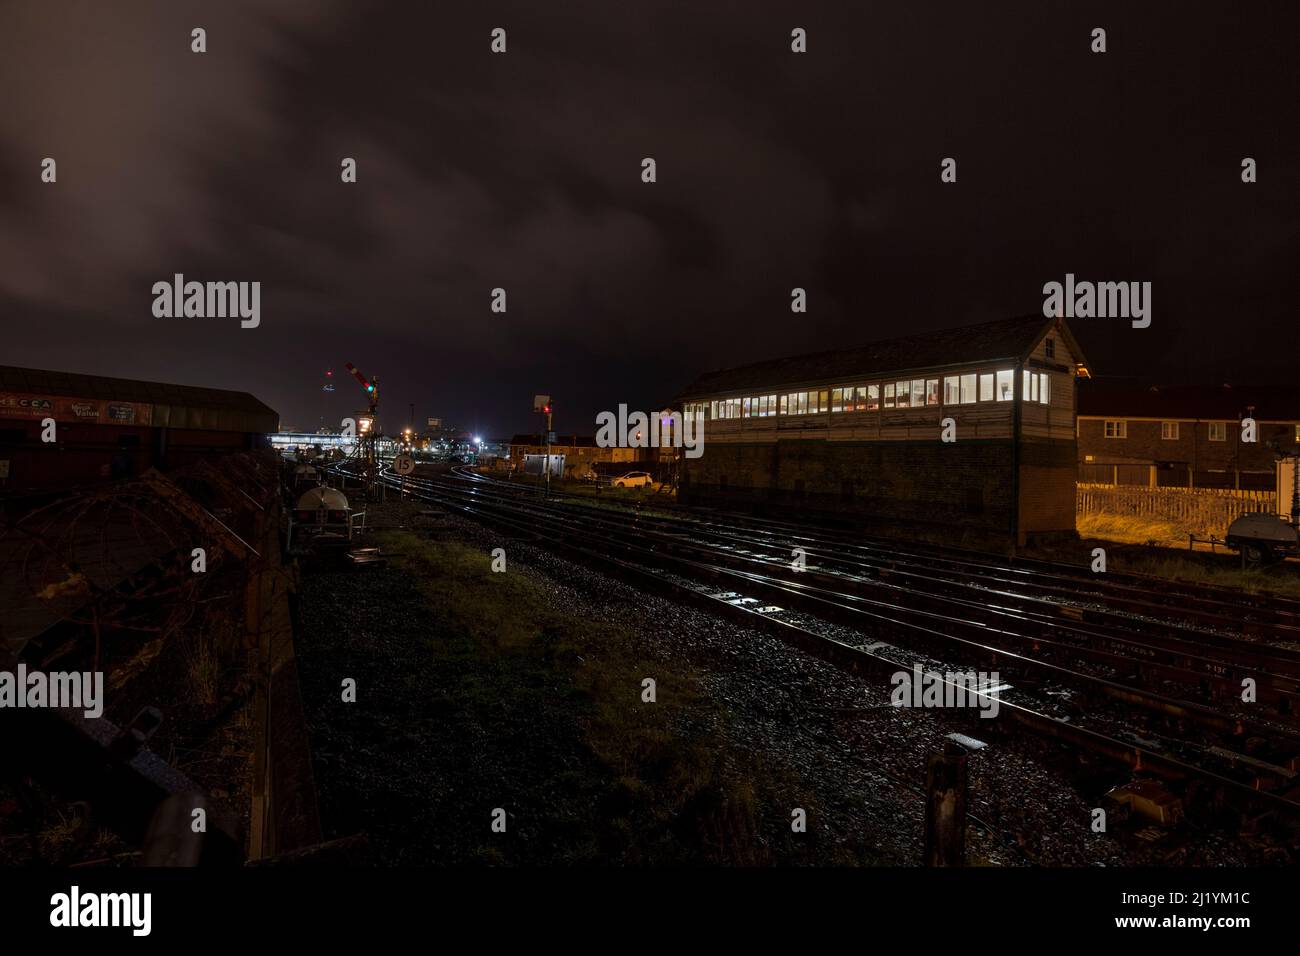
left=676, top=314, right=1072, bottom=399
left=0, top=365, right=278, bottom=432
left=1079, top=380, right=1300, bottom=421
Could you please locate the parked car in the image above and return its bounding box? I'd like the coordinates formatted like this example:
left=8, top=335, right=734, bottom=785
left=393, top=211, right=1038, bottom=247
left=612, top=471, right=654, bottom=489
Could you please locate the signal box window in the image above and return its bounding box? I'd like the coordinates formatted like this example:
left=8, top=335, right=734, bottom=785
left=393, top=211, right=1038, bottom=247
left=943, top=376, right=959, bottom=405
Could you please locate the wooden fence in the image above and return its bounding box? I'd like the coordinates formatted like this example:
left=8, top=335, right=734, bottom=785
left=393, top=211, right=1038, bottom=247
left=1076, top=483, right=1275, bottom=534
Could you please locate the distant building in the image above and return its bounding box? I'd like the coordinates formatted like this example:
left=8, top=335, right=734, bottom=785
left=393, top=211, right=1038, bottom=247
left=0, top=365, right=278, bottom=490
left=1077, top=381, right=1300, bottom=490
left=507, top=434, right=635, bottom=479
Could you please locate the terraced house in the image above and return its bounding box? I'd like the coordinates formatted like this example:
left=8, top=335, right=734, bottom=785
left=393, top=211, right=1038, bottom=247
left=1077, top=381, right=1300, bottom=491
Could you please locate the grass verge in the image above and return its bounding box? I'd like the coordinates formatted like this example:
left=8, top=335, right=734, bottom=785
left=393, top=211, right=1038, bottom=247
left=370, top=528, right=868, bottom=865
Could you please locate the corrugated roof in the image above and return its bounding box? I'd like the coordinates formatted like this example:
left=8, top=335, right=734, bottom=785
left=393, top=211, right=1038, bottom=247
left=0, top=365, right=278, bottom=432
left=1080, top=380, right=1300, bottom=421
left=676, top=314, right=1063, bottom=399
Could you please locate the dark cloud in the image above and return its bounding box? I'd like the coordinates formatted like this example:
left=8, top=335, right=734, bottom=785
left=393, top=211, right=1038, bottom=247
left=1, top=1, right=1296, bottom=436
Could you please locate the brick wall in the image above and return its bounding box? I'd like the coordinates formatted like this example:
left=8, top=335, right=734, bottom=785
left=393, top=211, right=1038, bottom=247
left=682, top=439, right=1021, bottom=535
left=1077, top=418, right=1291, bottom=488
left=1019, top=438, right=1078, bottom=533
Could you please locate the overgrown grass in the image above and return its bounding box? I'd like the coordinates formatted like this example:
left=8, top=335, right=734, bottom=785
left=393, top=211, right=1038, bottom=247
left=1073, top=513, right=1300, bottom=597
left=1076, top=512, right=1188, bottom=549
left=373, top=528, right=854, bottom=865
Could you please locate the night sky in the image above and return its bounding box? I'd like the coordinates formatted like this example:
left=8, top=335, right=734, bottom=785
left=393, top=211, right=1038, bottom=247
left=1, top=1, right=1296, bottom=438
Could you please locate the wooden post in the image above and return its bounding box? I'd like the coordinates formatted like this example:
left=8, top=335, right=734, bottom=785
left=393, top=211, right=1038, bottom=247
left=924, top=742, right=968, bottom=866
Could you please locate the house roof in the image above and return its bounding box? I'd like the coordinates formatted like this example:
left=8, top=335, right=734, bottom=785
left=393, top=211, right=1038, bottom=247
left=0, top=365, right=279, bottom=433
left=676, top=314, right=1081, bottom=400
left=1079, top=380, right=1300, bottom=421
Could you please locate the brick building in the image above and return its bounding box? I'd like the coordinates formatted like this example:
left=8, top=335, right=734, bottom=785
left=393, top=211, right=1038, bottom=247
left=675, top=315, right=1089, bottom=544
left=1077, top=382, right=1300, bottom=491
left=0, top=365, right=278, bottom=491
left=507, top=434, right=636, bottom=479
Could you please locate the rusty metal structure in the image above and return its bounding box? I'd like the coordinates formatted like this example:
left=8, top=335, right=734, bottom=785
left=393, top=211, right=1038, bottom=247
left=0, top=450, right=321, bottom=865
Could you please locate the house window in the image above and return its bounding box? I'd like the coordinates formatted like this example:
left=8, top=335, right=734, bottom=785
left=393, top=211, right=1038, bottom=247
left=884, top=383, right=896, bottom=408
left=1104, top=420, right=1127, bottom=439
left=895, top=381, right=911, bottom=408
left=943, top=376, right=960, bottom=405
left=995, top=370, right=1015, bottom=401
left=831, top=387, right=846, bottom=413
left=1208, top=422, right=1226, bottom=442
left=817, top=390, right=829, bottom=413
left=866, top=384, right=879, bottom=411
left=1161, top=421, right=1179, bottom=440
left=960, top=373, right=976, bottom=404
left=1045, top=337, right=1055, bottom=359
left=779, top=394, right=788, bottom=415
left=911, top=379, right=926, bottom=408
left=1022, top=370, right=1039, bottom=402
left=1039, top=373, right=1050, bottom=405
left=926, top=379, right=939, bottom=406
left=979, top=373, right=993, bottom=402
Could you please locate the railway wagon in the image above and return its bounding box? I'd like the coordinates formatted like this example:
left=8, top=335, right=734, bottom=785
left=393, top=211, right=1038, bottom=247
left=675, top=314, right=1089, bottom=546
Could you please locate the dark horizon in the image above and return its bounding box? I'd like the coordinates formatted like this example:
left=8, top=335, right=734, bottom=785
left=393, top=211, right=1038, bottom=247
left=2, top=1, right=1296, bottom=437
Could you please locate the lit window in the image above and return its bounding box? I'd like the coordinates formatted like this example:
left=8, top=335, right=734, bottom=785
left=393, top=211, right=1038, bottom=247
left=742, top=397, right=751, bottom=418
left=853, top=386, right=867, bottom=411
left=867, top=384, right=879, bottom=411
left=799, top=392, right=809, bottom=415
left=1208, top=422, right=1226, bottom=442
left=895, top=381, right=911, bottom=408
left=911, top=380, right=926, bottom=408
left=979, top=373, right=993, bottom=402
left=1039, top=373, right=1050, bottom=405
left=1295, top=424, right=1300, bottom=443
left=831, top=387, right=845, bottom=413
left=779, top=394, right=788, bottom=415
left=767, top=394, right=776, bottom=417
left=1161, top=421, right=1178, bottom=440
left=926, top=379, right=939, bottom=406
left=817, top=390, right=829, bottom=413
left=1022, top=370, right=1039, bottom=403
left=884, top=383, right=896, bottom=408
left=960, top=374, right=976, bottom=404
left=995, top=370, right=1014, bottom=401
left=943, top=376, right=960, bottom=405
left=1104, top=420, right=1127, bottom=439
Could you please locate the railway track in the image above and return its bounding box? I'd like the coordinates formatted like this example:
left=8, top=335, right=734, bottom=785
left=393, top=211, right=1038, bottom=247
left=343, top=463, right=1300, bottom=826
